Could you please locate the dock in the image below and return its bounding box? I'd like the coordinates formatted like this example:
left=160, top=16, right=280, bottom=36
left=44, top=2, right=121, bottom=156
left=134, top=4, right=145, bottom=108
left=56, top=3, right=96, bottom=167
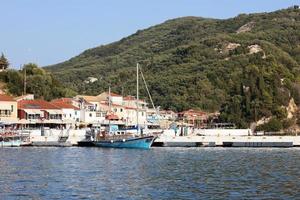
left=153, top=135, right=300, bottom=147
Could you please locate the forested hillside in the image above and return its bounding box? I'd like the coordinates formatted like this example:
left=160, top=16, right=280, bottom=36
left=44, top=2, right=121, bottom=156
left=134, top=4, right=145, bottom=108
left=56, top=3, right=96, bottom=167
left=0, top=63, right=75, bottom=101
left=47, top=7, right=300, bottom=128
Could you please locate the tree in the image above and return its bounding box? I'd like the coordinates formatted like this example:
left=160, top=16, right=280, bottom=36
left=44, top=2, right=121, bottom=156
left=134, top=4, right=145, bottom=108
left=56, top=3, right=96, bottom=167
left=0, top=53, right=9, bottom=70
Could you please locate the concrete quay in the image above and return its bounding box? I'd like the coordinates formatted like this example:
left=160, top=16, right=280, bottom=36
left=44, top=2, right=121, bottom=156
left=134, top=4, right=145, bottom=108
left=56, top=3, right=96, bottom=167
left=154, top=135, right=300, bottom=147
left=25, top=129, right=86, bottom=146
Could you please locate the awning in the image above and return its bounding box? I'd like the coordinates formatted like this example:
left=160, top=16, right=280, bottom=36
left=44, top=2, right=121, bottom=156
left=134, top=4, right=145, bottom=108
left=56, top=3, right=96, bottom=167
left=24, top=109, right=43, bottom=115
left=24, top=109, right=36, bottom=115
left=46, top=110, right=63, bottom=115
left=17, top=119, right=36, bottom=124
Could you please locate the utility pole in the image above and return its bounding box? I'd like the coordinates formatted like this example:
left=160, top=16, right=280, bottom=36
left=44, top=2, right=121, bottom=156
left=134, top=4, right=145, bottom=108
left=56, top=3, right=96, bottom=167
left=23, top=65, right=26, bottom=95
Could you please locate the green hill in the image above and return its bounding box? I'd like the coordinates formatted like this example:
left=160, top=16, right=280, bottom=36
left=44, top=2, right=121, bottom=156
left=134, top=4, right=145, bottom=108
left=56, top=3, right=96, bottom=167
left=46, top=7, right=300, bottom=128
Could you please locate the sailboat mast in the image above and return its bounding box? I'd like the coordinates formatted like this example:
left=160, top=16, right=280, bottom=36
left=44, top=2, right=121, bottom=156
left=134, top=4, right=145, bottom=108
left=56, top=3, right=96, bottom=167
left=136, top=63, right=139, bottom=135
left=108, top=86, right=111, bottom=113
left=108, top=86, right=111, bottom=134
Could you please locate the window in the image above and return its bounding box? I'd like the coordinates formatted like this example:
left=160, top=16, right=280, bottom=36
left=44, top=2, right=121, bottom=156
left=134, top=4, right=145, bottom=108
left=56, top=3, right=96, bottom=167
left=120, top=108, right=123, bottom=112
left=11, top=105, right=13, bottom=112
left=70, top=114, right=72, bottom=117
left=89, top=113, right=92, bottom=117
left=75, top=111, right=77, bottom=115
left=114, top=108, right=117, bottom=112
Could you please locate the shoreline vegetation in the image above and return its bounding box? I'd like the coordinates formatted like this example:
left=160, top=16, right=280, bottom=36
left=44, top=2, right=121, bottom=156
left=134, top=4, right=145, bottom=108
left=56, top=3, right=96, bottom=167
left=1, top=7, right=300, bottom=133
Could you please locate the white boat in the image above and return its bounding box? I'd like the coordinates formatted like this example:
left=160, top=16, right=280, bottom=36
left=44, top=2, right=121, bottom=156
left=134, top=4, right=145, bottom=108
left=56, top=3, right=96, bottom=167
left=0, top=134, right=21, bottom=147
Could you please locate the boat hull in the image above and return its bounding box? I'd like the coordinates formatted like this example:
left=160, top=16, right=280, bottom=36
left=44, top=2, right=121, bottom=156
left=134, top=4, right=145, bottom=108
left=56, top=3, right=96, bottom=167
left=94, top=136, right=156, bottom=149
left=0, top=140, right=21, bottom=147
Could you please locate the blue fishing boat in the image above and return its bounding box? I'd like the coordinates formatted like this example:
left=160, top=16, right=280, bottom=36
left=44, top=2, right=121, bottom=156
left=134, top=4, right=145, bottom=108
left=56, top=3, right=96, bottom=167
left=94, top=135, right=156, bottom=149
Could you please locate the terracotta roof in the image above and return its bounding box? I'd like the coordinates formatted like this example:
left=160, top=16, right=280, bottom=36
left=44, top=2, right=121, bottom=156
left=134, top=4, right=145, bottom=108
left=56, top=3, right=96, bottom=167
left=51, top=98, right=73, bottom=104
left=123, top=96, right=135, bottom=100
left=18, top=100, right=60, bottom=110
left=123, top=96, right=145, bottom=102
left=160, top=110, right=176, bottom=114
left=110, top=92, right=122, bottom=97
left=0, top=94, right=15, bottom=102
left=77, top=95, right=100, bottom=102
left=106, top=114, right=119, bottom=120
left=97, top=92, right=122, bottom=97
left=51, top=102, right=80, bottom=110
left=179, top=109, right=207, bottom=116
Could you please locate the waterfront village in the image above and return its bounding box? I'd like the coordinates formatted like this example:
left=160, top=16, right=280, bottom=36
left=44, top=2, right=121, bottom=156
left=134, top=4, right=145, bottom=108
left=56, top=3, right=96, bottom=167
left=0, top=92, right=219, bottom=131
left=2, top=91, right=300, bottom=148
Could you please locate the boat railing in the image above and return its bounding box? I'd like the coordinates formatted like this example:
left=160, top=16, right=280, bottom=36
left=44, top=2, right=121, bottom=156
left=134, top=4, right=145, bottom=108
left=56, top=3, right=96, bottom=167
left=96, top=132, right=136, bottom=141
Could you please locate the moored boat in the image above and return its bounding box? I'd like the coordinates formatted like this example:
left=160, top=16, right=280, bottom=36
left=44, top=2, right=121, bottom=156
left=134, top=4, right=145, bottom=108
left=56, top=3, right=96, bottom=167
left=0, top=134, right=21, bottom=147
left=94, top=135, right=156, bottom=149
left=93, top=63, right=159, bottom=149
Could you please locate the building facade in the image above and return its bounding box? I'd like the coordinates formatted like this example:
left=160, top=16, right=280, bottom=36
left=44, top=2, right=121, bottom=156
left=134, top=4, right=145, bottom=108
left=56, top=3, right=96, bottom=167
left=0, top=94, right=18, bottom=123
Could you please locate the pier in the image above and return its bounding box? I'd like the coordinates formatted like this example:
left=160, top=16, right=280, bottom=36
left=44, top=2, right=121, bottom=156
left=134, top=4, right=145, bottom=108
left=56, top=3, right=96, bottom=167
left=153, top=135, right=300, bottom=147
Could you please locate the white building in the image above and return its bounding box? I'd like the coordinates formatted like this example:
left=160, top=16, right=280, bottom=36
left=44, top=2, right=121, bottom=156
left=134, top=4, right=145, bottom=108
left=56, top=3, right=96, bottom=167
left=0, top=94, right=18, bottom=123
left=51, top=102, right=81, bottom=125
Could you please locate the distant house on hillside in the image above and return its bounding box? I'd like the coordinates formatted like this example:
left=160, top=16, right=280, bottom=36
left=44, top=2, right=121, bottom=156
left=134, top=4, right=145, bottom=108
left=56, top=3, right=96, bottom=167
left=178, top=109, right=219, bottom=128
left=159, top=110, right=177, bottom=121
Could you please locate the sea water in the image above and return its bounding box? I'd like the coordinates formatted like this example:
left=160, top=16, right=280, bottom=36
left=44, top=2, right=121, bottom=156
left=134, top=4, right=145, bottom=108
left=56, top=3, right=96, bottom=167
left=0, top=147, right=300, bottom=199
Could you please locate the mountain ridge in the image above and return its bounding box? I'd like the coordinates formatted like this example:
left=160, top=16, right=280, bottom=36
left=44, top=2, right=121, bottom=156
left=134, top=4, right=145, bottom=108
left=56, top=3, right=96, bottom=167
left=46, top=7, right=300, bottom=128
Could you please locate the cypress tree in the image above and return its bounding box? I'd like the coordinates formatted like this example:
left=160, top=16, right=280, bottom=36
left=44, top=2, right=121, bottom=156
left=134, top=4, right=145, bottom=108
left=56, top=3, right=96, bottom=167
left=0, top=53, right=9, bottom=70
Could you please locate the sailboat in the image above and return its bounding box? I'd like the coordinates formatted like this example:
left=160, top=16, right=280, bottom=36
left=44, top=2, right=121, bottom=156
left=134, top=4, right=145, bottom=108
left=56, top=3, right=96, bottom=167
left=93, top=63, right=157, bottom=149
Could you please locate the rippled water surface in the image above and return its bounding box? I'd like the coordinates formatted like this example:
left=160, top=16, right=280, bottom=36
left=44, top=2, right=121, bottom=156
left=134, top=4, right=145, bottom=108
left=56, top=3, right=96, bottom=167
left=1, top=147, right=300, bottom=199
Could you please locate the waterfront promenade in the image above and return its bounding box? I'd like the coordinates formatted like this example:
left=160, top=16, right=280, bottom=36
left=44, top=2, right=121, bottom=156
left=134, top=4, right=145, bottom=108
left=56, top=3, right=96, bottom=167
left=26, top=129, right=300, bottom=147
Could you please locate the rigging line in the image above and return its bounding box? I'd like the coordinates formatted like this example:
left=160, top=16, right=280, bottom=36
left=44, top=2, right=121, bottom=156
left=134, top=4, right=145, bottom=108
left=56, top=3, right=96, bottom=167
left=139, top=65, right=156, bottom=111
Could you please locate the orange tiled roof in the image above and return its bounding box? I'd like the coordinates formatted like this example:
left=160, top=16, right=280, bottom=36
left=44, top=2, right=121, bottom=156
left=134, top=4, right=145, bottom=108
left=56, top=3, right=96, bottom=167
left=179, top=109, right=207, bottom=116
left=51, top=98, right=73, bottom=104
left=77, top=95, right=100, bottom=102
left=18, top=100, right=60, bottom=110
left=106, top=114, right=119, bottom=120
left=123, top=95, right=145, bottom=102
left=110, top=92, right=122, bottom=97
left=123, top=96, right=135, bottom=100
left=0, top=94, right=15, bottom=102
left=51, top=102, right=80, bottom=110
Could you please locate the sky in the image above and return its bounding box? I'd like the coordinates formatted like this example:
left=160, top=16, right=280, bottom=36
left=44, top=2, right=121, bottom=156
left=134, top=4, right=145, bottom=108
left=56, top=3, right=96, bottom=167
left=0, top=0, right=299, bottom=68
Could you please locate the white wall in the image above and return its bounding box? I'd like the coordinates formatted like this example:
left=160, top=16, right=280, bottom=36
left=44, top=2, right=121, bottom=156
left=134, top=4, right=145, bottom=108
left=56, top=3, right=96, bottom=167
left=81, top=110, right=105, bottom=124
left=195, top=129, right=252, bottom=136
left=60, top=108, right=81, bottom=123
